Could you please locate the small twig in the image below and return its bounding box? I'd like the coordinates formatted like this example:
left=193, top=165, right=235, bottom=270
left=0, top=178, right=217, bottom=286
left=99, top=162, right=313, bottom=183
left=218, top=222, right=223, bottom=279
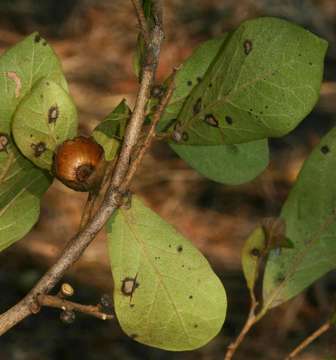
left=284, top=321, right=332, bottom=360
left=122, top=68, right=178, bottom=188
left=224, top=297, right=259, bottom=360
left=37, top=294, right=113, bottom=321
left=131, top=0, right=150, bottom=44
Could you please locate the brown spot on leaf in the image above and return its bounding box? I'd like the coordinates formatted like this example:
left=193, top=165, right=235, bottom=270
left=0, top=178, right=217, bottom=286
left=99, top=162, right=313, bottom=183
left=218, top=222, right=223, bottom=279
left=250, top=248, right=261, bottom=257
left=31, top=142, right=46, bottom=157
left=0, top=133, right=9, bottom=152
left=6, top=71, right=22, bottom=98
left=187, top=80, right=193, bottom=86
left=193, top=97, right=202, bottom=115
left=194, top=324, right=198, bottom=328
left=121, top=277, right=139, bottom=296
left=225, top=116, right=233, bottom=125
left=243, top=40, right=253, bottom=55
left=189, top=295, right=193, bottom=299
left=34, top=34, right=41, bottom=43
left=177, top=245, right=183, bottom=252
left=42, top=41, right=47, bottom=46
left=196, top=76, right=202, bottom=83
left=204, top=114, right=218, bottom=127
left=321, top=145, right=330, bottom=154
left=48, top=105, right=59, bottom=124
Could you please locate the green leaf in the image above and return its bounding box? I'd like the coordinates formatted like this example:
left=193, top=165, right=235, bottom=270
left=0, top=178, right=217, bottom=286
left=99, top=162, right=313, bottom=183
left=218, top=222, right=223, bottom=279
left=93, top=99, right=130, bottom=161
left=0, top=143, right=51, bottom=251
left=155, top=34, right=269, bottom=184
left=12, top=78, right=77, bottom=170
left=174, top=17, right=327, bottom=145
left=241, top=226, right=266, bottom=292
left=107, top=196, right=227, bottom=351
left=263, top=127, right=336, bottom=309
left=0, top=32, right=71, bottom=250
left=170, top=139, right=268, bottom=185
left=0, top=32, right=68, bottom=134
left=158, top=35, right=228, bottom=132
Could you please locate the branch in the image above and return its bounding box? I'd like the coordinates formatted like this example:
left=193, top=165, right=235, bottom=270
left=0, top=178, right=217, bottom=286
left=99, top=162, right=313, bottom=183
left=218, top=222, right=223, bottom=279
left=131, top=0, right=150, bottom=44
left=37, top=294, right=114, bottom=321
left=122, top=68, right=177, bottom=187
left=0, top=0, right=164, bottom=336
left=224, top=297, right=259, bottom=360
left=284, top=321, right=332, bottom=360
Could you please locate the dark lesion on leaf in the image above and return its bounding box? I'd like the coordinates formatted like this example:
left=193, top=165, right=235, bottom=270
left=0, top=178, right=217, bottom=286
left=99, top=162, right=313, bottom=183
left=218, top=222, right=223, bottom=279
left=196, top=76, right=202, bottom=83
left=225, top=115, right=233, bottom=125
left=34, top=34, right=41, bottom=43
left=320, top=145, right=330, bottom=154
left=48, top=105, right=59, bottom=124
left=187, top=80, right=193, bottom=86
left=275, top=273, right=285, bottom=284
left=250, top=248, right=261, bottom=257
left=189, top=295, right=193, bottom=299
left=31, top=142, right=46, bottom=157
left=243, top=39, right=253, bottom=55
left=177, top=245, right=183, bottom=252
left=204, top=114, right=218, bottom=127
left=193, top=97, right=202, bottom=115
left=121, top=276, right=139, bottom=297
left=0, top=133, right=9, bottom=152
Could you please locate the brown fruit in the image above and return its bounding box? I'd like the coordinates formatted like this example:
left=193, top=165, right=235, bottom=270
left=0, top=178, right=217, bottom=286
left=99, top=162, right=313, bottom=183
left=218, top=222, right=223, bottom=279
left=53, top=136, right=106, bottom=192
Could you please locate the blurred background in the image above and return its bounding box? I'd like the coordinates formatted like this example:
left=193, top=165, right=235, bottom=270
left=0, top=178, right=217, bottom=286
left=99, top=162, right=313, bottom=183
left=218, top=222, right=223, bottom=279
left=0, top=1, right=336, bottom=359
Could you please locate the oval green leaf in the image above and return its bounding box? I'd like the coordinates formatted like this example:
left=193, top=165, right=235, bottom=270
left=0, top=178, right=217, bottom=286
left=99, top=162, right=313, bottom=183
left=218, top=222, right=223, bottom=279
left=263, top=127, right=336, bottom=309
left=175, top=17, right=327, bottom=145
left=0, top=143, right=51, bottom=251
left=107, top=196, right=227, bottom=351
left=156, top=34, right=269, bottom=184
left=0, top=32, right=68, bottom=134
left=12, top=78, right=77, bottom=170
left=0, top=32, right=71, bottom=250
left=171, top=139, right=268, bottom=185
